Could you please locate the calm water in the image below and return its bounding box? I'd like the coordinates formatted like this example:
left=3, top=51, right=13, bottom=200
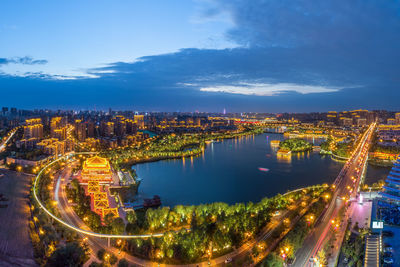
left=133, top=133, right=349, bottom=206
left=365, top=165, right=391, bottom=185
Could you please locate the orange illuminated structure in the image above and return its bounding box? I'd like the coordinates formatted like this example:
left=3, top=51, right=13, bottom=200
left=93, top=192, right=108, bottom=201
left=277, top=149, right=292, bottom=156
left=94, top=198, right=109, bottom=209
left=81, top=156, right=112, bottom=184
left=87, top=181, right=101, bottom=194
left=102, top=208, right=119, bottom=218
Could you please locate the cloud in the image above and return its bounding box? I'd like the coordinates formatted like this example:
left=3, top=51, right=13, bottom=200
left=209, top=0, right=400, bottom=49
left=1, top=0, right=400, bottom=112
left=200, top=82, right=340, bottom=96
left=0, top=56, right=48, bottom=65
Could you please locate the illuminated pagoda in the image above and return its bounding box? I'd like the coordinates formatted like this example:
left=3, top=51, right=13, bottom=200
left=81, top=156, right=113, bottom=184
left=380, top=156, right=400, bottom=203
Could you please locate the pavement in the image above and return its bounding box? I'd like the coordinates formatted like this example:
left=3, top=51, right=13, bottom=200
left=0, top=169, right=37, bottom=267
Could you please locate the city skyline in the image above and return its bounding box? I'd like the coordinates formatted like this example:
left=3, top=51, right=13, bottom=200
left=1, top=0, right=400, bottom=111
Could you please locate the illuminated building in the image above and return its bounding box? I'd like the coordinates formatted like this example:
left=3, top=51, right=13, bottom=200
left=37, top=138, right=73, bottom=156
left=81, top=156, right=113, bottom=184
left=387, top=118, right=396, bottom=125
left=380, top=156, right=400, bottom=203
left=277, top=149, right=291, bottom=156
left=340, top=117, right=353, bottom=127
left=75, top=119, right=87, bottom=141
left=115, top=115, right=126, bottom=137
left=134, top=115, right=144, bottom=129
left=356, top=118, right=367, bottom=127
left=396, top=112, right=400, bottom=125
left=100, top=121, right=114, bottom=137
left=53, top=127, right=67, bottom=140
left=24, top=118, right=43, bottom=139
left=86, top=121, right=95, bottom=137
left=126, top=119, right=137, bottom=135
left=50, top=117, right=66, bottom=137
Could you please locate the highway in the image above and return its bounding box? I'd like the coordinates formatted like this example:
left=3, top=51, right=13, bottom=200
left=0, top=127, right=19, bottom=152
left=292, top=122, right=376, bottom=267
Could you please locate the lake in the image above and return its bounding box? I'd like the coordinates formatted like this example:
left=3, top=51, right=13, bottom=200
left=133, top=133, right=389, bottom=207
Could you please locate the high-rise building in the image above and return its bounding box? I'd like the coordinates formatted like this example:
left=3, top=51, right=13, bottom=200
left=340, top=117, right=353, bottom=127
left=2, top=107, right=8, bottom=116
left=24, top=118, right=43, bottom=139
left=100, top=122, right=114, bottom=137
left=395, top=112, right=400, bottom=125
left=114, top=115, right=126, bottom=137
left=126, top=119, right=137, bottom=135
left=86, top=121, right=95, bottom=137
left=326, top=111, right=338, bottom=125
left=10, top=107, right=17, bottom=116
left=53, top=127, right=67, bottom=140
left=75, top=120, right=87, bottom=141
left=387, top=118, right=396, bottom=125
left=134, top=115, right=144, bottom=129
left=356, top=118, right=367, bottom=127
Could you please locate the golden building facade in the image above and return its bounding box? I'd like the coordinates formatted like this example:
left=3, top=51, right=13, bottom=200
left=81, top=156, right=112, bottom=184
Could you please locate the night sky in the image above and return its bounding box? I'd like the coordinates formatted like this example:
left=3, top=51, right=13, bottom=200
left=1, top=0, right=399, bottom=112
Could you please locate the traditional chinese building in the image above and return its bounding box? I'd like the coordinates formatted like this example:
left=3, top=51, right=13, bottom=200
left=81, top=156, right=113, bottom=184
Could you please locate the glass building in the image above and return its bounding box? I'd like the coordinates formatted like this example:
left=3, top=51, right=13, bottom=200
left=380, top=156, right=400, bottom=203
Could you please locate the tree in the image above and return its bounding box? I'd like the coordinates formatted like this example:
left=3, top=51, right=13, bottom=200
left=126, top=210, right=137, bottom=224
left=46, top=242, right=88, bottom=267
left=262, top=252, right=284, bottom=267
left=112, top=217, right=125, bottom=235
left=118, top=258, right=129, bottom=267
left=97, top=248, right=105, bottom=260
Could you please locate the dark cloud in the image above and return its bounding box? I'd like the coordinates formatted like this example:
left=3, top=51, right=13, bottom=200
left=0, top=0, right=399, bottom=112
left=212, top=0, right=400, bottom=48
left=0, top=56, right=48, bottom=65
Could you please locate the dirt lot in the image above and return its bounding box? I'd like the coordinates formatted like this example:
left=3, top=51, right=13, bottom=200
left=0, top=169, right=37, bottom=267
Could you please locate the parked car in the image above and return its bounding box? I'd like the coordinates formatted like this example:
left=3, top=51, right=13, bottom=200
left=383, top=252, right=394, bottom=264
left=384, top=245, right=394, bottom=253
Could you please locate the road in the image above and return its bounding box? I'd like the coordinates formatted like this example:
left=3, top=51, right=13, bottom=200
left=292, top=123, right=376, bottom=267
left=0, top=127, right=19, bottom=153
left=53, top=161, right=317, bottom=266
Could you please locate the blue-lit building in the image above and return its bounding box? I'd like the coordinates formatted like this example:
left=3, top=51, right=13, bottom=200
left=380, top=156, right=400, bottom=203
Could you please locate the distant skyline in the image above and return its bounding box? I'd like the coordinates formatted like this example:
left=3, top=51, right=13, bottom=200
left=1, top=0, right=400, bottom=112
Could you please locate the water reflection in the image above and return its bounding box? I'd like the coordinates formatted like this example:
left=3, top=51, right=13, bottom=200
left=135, top=133, right=344, bottom=206
left=277, top=154, right=292, bottom=164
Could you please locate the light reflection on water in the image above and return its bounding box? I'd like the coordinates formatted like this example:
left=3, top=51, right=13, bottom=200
left=134, top=133, right=344, bottom=206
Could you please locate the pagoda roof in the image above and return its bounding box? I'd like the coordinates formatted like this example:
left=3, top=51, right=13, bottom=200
left=83, top=156, right=110, bottom=169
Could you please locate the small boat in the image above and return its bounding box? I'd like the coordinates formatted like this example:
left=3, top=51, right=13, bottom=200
left=258, top=167, right=270, bottom=172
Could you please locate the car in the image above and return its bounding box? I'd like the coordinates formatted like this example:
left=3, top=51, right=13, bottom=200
left=224, top=257, right=232, bottom=263
left=383, top=257, right=394, bottom=264
left=383, top=230, right=394, bottom=237
left=273, top=211, right=281, bottom=216
left=384, top=245, right=393, bottom=253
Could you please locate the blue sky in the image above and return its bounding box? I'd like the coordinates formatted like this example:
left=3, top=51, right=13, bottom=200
left=1, top=0, right=400, bottom=112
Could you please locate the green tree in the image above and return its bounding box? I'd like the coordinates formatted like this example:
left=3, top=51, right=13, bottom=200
left=117, top=258, right=129, bottom=267
left=126, top=210, right=137, bottom=224
left=46, top=242, right=88, bottom=267
left=112, top=217, right=125, bottom=235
